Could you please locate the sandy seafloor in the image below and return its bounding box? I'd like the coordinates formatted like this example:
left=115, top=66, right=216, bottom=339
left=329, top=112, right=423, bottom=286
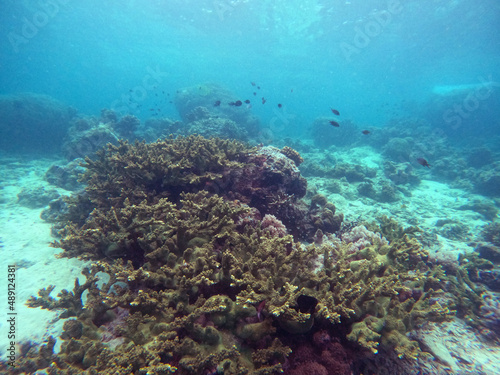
left=0, top=146, right=499, bottom=375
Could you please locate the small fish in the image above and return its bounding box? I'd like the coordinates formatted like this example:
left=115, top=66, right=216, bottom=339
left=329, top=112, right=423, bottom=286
left=331, top=108, right=340, bottom=116
left=257, top=86, right=261, bottom=89
left=253, top=92, right=257, bottom=96
left=262, top=97, right=266, bottom=104
left=417, top=158, right=431, bottom=168
left=329, top=120, right=340, bottom=127
left=362, top=130, right=370, bottom=135
left=251, top=82, right=256, bottom=86
left=244, top=99, right=251, bottom=104
left=277, top=103, right=282, bottom=108
left=214, top=100, right=221, bottom=107
left=234, top=100, right=242, bottom=106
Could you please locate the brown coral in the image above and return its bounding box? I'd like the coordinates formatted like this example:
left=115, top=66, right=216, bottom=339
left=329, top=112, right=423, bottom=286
left=280, top=146, right=304, bottom=166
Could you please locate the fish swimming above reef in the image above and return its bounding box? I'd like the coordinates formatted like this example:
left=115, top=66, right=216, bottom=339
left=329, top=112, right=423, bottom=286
left=228, top=100, right=243, bottom=106
left=331, top=108, right=340, bottom=115
left=417, top=158, right=431, bottom=168
left=214, top=100, right=221, bottom=107
left=329, top=120, right=340, bottom=127
left=362, top=130, right=370, bottom=135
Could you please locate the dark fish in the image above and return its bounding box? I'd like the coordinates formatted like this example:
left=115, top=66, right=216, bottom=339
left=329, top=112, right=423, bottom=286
left=253, top=92, right=257, bottom=96
left=234, top=100, right=242, bottom=106
left=262, top=97, right=266, bottom=104
left=331, top=108, right=340, bottom=116
left=277, top=103, right=282, bottom=108
left=362, top=130, right=370, bottom=135
left=417, top=158, right=431, bottom=168
left=257, top=86, right=260, bottom=89
left=244, top=99, right=251, bottom=104
left=251, top=82, right=256, bottom=86
left=214, top=100, right=221, bottom=107
left=329, top=120, right=340, bottom=127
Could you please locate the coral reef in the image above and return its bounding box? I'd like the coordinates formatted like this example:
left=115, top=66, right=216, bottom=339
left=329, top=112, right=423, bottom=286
left=474, top=162, right=500, bottom=197
left=0, top=93, right=76, bottom=154
left=174, top=83, right=260, bottom=138
left=280, top=146, right=304, bottom=167
left=481, top=222, right=500, bottom=247
left=44, top=158, right=86, bottom=191
left=7, top=135, right=480, bottom=375
left=17, top=186, right=60, bottom=209
left=383, top=161, right=420, bottom=186
left=458, top=199, right=498, bottom=221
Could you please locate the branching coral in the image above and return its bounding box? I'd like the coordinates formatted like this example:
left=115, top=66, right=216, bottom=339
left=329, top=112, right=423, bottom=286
left=11, top=135, right=474, bottom=374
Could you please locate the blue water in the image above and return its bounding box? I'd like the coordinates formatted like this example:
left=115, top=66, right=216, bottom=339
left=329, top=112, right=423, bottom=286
left=2, top=2, right=500, bottom=373
left=1, top=0, right=499, bottom=140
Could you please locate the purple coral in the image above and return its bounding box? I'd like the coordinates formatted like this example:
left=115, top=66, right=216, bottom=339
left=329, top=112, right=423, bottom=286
left=261, top=214, right=288, bottom=238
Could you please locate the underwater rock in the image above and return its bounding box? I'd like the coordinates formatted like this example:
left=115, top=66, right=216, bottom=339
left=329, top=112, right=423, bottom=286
left=377, top=183, right=401, bottom=202
left=44, top=159, right=86, bottom=191
left=478, top=269, right=500, bottom=292
left=475, top=165, right=500, bottom=197
left=181, top=116, right=249, bottom=141
left=383, top=137, right=413, bottom=162
left=467, top=147, right=494, bottom=168
left=477, top=243, right=500, bottom=264
left=383, top=161, right=420, bottom=186
left=141, top=118, right=183, bottom=142
left=17, top=186, right=60, bottom=209
left=114, top=114, right=140, bottom=137
left=174, top=83, right=260, bottom=137
left=326, top=162, right=377, bottom=182
left=357, top=181, right=377, bottom=199
left=63, top=121, right=119, bottom=160
left=458, top=199, right=498, bottom=221
left=480, top=222, right=500, bottom=247
left=438, top=222, right=470, bottom=241
left=0, top=93, right=76, bottom=154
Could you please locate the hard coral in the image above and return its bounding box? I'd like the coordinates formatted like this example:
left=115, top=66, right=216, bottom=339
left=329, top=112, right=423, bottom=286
left=15, top=135, right=472, bottom=374
left=280, top=146, right=304, bottom=166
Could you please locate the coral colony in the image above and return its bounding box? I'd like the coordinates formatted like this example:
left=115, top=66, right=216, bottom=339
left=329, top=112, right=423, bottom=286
left=4, top=130, right=494, bottom=375
left=0, top=84, right=499, bottom=374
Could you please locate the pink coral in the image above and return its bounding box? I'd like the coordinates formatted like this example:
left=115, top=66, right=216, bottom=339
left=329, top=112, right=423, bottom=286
left=341, top=225, right=388, bottom=253
left=261, top=214, right=288, bottom=238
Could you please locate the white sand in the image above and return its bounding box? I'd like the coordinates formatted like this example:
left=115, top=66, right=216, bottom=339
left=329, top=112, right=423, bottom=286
left=0, top=158, right=86, bottom=360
